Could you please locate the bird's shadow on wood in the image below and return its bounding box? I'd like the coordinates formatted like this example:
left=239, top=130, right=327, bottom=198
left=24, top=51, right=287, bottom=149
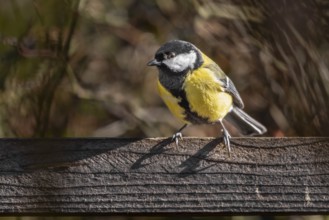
left=178, top=138, right=223, bottom=177
left=130, top=137, right=173, bottom=170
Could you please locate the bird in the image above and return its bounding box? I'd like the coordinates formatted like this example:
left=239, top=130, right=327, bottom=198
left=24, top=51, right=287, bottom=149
left=147, top=40, right=266, bottom=154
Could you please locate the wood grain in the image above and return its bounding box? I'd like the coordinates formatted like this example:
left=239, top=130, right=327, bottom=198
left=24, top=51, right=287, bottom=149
left=0, top=137, right=328, bottom=214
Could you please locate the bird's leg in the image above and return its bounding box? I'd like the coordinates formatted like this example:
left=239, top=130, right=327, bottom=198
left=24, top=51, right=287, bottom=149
left=172, top=124, right=188, bottom=146
left=219, top=120, right=232, bottom=155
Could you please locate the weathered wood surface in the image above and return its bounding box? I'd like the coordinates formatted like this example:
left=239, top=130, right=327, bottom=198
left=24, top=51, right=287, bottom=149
left=0, top=137, right=328, bottom=214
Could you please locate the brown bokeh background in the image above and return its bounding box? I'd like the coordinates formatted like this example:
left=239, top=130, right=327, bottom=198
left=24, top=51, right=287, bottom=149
left=0, top=0, right=328, bottom=139
left=0, top=1, right=329, bottom=220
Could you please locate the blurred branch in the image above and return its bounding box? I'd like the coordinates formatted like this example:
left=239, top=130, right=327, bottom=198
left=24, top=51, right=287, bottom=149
left=35, top=0, right=80, bottom=137
left=0, top=0, right=81, bottom=137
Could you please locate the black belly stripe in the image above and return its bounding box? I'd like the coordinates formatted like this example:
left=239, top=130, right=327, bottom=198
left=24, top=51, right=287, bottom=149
left=158, top=72, right=209, bottom=124
left=170, top=88, right=209, bottom=124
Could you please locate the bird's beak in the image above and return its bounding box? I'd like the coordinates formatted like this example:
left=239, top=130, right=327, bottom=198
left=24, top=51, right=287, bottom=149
left=147, top=59, right=161, bottom=66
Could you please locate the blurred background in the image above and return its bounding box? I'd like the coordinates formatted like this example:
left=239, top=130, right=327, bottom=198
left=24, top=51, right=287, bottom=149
left=0, top=216, right=329, bottom=220
left=0, top=0, right=329, bottom=139
left=0, top=0, right=329, bottom=219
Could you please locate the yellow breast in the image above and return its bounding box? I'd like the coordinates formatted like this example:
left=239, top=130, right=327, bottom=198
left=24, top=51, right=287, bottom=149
left=183, top=68, right=233, bottom=122
left=157, top=81, right=189, bottom=124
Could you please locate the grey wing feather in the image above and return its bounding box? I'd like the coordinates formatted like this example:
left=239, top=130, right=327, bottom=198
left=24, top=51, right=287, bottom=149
left=220, top=76, right=244, bottom=109
left=204, top=63, right=244, bottom=109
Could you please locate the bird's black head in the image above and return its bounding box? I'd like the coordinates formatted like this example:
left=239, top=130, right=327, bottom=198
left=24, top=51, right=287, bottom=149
left=147, top=40, right=203, bottom=74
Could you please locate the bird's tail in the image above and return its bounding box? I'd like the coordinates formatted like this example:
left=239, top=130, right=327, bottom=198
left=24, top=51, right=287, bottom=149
left=224, top=107, right=267, bottom=136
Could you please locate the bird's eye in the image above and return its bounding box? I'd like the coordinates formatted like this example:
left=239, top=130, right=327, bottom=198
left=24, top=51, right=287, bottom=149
left=163, top=52, right=175, bottom=59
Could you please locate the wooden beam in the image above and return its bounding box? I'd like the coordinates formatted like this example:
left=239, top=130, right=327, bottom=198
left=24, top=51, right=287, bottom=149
left=0, top=137, right=328, bottom=215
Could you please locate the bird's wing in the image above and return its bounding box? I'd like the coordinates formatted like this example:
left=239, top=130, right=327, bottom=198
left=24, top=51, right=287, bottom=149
left=204, top=62, right=245, bottom=109
left=220, top=76, right=244, bottom=109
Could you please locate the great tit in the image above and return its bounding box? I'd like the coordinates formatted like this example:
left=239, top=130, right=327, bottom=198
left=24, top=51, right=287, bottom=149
left=147, top=40, right=266, bottom=153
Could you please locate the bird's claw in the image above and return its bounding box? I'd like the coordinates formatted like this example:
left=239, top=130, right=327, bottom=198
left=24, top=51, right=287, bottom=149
left=221, top=128, right=232, bottom=156
left=172, top=132, right=183, bottom=146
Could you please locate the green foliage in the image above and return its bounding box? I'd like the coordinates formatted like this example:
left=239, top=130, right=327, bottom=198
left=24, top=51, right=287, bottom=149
left=0, top=0, right=79, bottom=137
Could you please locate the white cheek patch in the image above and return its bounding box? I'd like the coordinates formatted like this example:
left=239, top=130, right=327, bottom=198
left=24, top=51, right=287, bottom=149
left=163, top=50, right=197, bottom=72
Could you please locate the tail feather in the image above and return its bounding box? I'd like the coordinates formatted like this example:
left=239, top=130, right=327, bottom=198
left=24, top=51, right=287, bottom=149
left=224, top=107, right=267, bottom=136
